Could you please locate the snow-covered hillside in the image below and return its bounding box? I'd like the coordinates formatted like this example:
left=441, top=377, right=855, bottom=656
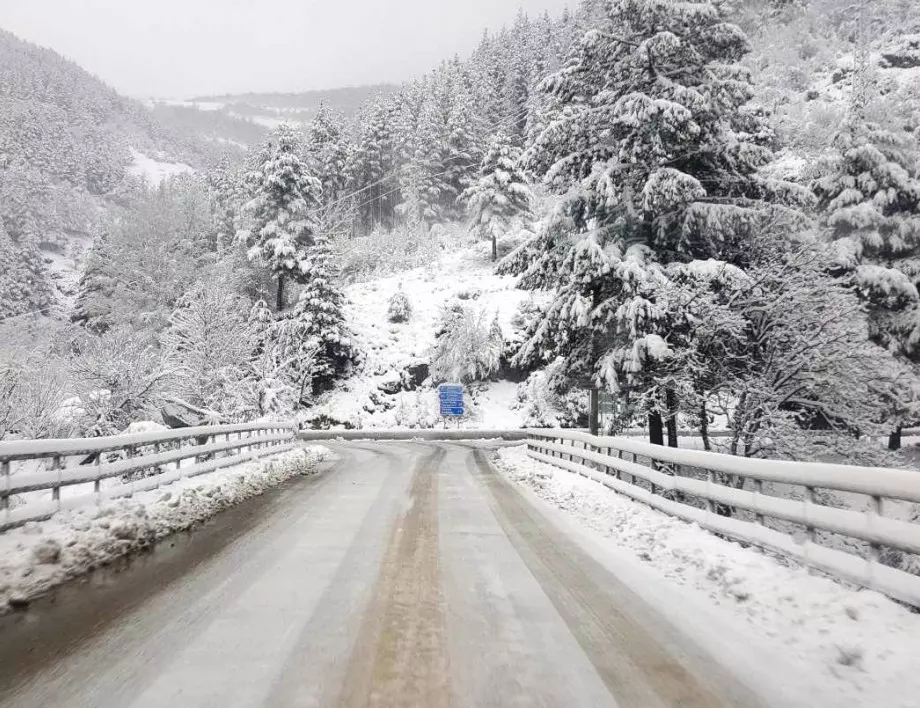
left=128, top=148, right=195, bottom=184
left=306, top=242, right=537, bottom=430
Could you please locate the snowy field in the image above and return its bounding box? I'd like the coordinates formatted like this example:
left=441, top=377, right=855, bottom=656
left=128, top=148, right=194, bottom=184
left=308, top=241, right=542, bottom=430
left=0, top=446, right=331, bottom=613
left=493, top=445, right=920, bottom=708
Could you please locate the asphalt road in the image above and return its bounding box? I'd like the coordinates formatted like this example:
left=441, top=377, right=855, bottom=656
left=0, top=442, right=767, bottom=707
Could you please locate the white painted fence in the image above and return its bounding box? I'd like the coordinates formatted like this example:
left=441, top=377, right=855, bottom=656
left=0, top=422, right=296, bottom=532
left=527, top=429, right=920, bottom=607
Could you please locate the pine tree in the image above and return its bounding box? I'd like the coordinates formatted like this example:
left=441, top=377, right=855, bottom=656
left=287, top=235, right=358, bottom=393
left=306, top=103, right=351, bottom=208
left=813, top=58, right=920, bottom=447
left=240, top=125, right=322, bottom=312
left=504, top=0, right=808, bottom=445
left=345, top=98, right=399, bottom=233
left=463, top=132, right=533, bottom=261
left=208, top=157, right=244, bottom=256
left=0, top=220, right=52, bottom=320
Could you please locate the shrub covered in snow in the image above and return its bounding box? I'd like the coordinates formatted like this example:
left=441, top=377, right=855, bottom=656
left=429, top=303, right=503, bottom=384
left=386, top=286, right=412, bottom=323
left=514, top=360, right=588, bottom=428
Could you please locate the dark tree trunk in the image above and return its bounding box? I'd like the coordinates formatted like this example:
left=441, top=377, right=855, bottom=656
left=889, top=425, right=903, bottom=451
left=491, top=233, right=498, bottom=262
left=648, top=411, right=664, bottom=446
left=589, top=388, right=599, bottom=436
left=276, top=276, right=285, bottom=312
left=665, top=388, right=678, bottom=448
left=700, top=402, right=711, bottom=452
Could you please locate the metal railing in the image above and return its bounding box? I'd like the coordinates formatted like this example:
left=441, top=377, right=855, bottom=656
left=0, top=422, right=296, bottom=531
left=527, top=429, right=920, bottom=607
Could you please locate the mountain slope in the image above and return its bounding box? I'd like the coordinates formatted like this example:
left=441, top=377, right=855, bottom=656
left=0, top=29, right=218, bottom=318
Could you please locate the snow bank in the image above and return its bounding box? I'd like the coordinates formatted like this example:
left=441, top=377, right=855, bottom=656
left=0, top=446, right=332, bottom=613
left=493, top=445, right=920, bottom=708
left=128, top=148, right=194, bottom=184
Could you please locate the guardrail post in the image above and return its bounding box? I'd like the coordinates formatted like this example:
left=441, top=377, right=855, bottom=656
left=126, top=445, right=137, bottom=497
left=705, top=470, right=715, bottom=513
left=94, top=453, right=102, bottom=503
left=51, top=455, right=62, bottom=510
left=753, top=479, right=764, bottom=525
left=1, top=459, right=10, bottom=525
left=868, top=495, right=884, bottom=566
left=804, top=486, right=817, bottom=543
left=153, top=442, right=161, bottom=488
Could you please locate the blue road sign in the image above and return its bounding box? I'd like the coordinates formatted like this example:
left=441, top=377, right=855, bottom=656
left=438, top=384, right=465, bottom=417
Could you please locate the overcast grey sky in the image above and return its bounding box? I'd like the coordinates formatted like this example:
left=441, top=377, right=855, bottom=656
left=0, top=0, right=572, bottom=98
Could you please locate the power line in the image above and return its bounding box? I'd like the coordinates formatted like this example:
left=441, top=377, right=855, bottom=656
left=322, top=106, right=533, bottom=214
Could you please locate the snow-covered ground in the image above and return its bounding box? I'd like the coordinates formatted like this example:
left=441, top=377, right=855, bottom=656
left=309, top=242, right=540, bottom=430
left=0, top=445, right=332, bottom=613
left=493, top=445, right=920, bottom=708
left=128, top=148, right=194, bottom=184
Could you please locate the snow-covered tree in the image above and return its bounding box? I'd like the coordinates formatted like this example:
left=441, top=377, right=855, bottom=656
left=387, top=285, right=412, bottom=323
left=285, top=236, right=358, bottom=393
left=208, top=157, right=245, bottom=256
left=70, top=327, right=170, bottom=437
left=240, top=125, right=322, bottom=312
left=504, top=0, right=809, bottom=445
left=161, top=277, right=257, bottom=419
left=463, top=132, right=533, bottom=260
left=346, top=98, right=399, bottom=234
left=714, top=237, right=909, bottom=464
left=0, top=220, right=52, bottom=320
left=813, top=62, right=920, bottom=447
left=0, top=346, right=71, bottom=440
left=306, top=103, right=350, bottom=206
left=429, top=304, right=503, bottom=384
left=73, top=177, right=213, bottom=333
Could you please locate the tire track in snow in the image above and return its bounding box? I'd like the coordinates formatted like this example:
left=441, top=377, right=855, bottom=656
left=337, top=444, right=452, bottom=708
left=469, top=447, right=761, bottom=708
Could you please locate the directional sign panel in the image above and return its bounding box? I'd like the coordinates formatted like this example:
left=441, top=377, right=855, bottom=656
left=438, top=384, right=465, bottom=417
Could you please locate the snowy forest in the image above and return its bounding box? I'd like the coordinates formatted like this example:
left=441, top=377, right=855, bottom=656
left=2, top=0, right=920, bottom=465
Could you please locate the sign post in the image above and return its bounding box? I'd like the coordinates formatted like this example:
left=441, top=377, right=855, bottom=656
left=438, top=384, right=465, bottom=426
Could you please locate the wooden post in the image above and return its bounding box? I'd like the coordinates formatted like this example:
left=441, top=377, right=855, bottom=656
left=753, top=479, right=764, bottom=525
left=126, top=445, right=137, bottom=497
left=804, top=486, right=817, bottom=543
left=51, top=456, right=62, bottom=510
left=94, top=453, right=102, bottom=503
left=868, top=495, right=883, bottom=567
left=1, top=459, right=10, bottom=524
left=153, top=442, right=162, bottom=488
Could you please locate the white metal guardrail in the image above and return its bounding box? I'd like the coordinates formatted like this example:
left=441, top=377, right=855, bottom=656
left=527, top=429, right=920, bottom=607
left=0, top=422, right=296, bottom=531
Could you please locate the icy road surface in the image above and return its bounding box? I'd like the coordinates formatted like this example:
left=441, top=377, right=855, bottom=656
left=0, top=442, right=769, bottom=708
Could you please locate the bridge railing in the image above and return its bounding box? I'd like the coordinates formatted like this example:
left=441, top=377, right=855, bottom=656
left=0, top=422, right=296, bottom=532
left=527, top=429, right=920, bottom=607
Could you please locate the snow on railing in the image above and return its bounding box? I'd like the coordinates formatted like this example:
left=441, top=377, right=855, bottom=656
left=0, top=422, right=296, bottom=532
left=527, top=429, right=920, bottom=608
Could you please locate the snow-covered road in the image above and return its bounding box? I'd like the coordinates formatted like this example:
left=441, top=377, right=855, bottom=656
left=0, top=442, right=803, bottom=707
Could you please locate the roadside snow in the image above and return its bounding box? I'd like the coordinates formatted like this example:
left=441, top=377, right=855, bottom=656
left=0, top=446, right=332, bottom=613
left=493, top=445, right=920, bottom=708
left=128, top=148, right=194, bottom=184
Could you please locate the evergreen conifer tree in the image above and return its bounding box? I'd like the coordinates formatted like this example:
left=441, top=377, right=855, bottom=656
left=503, top=0, right=807, bottom=444
left=240, top=125, right=322, bottom=311
left=287, top=235, right=358, bottom=393
left=463, top=132, right=533, bottom=260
